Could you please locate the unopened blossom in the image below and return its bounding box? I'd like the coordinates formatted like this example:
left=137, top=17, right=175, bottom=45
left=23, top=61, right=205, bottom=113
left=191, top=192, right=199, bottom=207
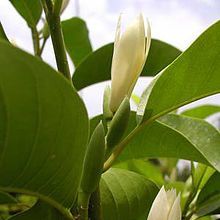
left=147, top=186, right=181, bottom=220
left=109, top=13, right=151, bottom=112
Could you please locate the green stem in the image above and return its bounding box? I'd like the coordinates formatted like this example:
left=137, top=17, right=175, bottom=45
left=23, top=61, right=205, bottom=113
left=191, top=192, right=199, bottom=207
left=103, top=123, right=144, bottom=171
left=54, top=0, right=63, bottom=15
left=31, top=27, right=40, bottom=57
left=184, top=210, right=195, bottom=220
left=39, top=37, right=48, bottom=56
left=0, top=186, right=73, bottom=220
left=78, top=192, right=90, bottom=220
left=182, top=190, right=196, bottom=218
left=183, top=165, right=207, bottom=219
left=89, top=186, right=102, bottom=220
left=41, top=0, right=71, bottom=80
left=45, top=0, right=54, bottom=12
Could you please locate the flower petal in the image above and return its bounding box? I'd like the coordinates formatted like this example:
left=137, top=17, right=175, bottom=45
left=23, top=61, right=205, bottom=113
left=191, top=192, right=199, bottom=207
left=147, top=186, right=170, bottom=220
left=168, top=193, right=181, bottom=220
left=166, top=189, right=177, bottom=210
left=114, top=14, right=122, bottom=49
left=110, top=14, right=147, bottom=112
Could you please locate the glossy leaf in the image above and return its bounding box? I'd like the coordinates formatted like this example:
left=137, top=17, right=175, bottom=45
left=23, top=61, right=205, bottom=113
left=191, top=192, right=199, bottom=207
left=0, top=191, right=17, bottom=204
left=91, top=113, right=220, bottom=171
left=137, top=21, right=220, bottom=123
left=62, top=17, right=92, bottom=67
left=181, top=105, right=220, bottom=119
left=159, top=114, right=220, bottom=171
left=196, top=172, right=220, bottom=216
left=100, top=168, right=158, bottom=220
left=116, top=114, right=220, bottom=172
left=0, top=41, right=89, bottom=212
left=114, top=159, right=164, bottom=186
left=9, top=201, right=67, bottom=220
left=72, top=40, right=181, bottom=90
left=9, top=0, right=42, bottom=28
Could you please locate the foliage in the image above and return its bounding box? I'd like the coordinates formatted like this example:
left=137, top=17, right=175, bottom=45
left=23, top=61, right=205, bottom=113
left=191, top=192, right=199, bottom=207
left=0, top=1, right=219, bottom=220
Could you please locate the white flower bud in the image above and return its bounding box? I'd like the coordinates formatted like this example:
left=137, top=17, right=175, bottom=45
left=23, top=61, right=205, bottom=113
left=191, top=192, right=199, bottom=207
left=109, top=13, right=151, bottom=112
left=147, top=186, right=181, bottom=220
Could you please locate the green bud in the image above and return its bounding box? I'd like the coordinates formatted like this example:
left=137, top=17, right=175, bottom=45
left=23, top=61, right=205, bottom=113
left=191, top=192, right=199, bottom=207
left=42, top=22, right=50, bottom=39
left=80, top=122, right=105, bottom=194
left=106, top=97, right=130, bottom=151
left=103, top=85, right=113, bottom=132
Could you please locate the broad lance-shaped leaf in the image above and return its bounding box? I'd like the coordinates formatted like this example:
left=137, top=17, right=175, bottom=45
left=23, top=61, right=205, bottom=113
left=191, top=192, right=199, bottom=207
left=100, top=168, right=158, bottom=220
left=196, top=172, right=220, bottom=216
left=159, top=114, right=220, bottom=170
left=137, top=20, right=220, bottom=123
left=72, top=39, right=181, bottom=90
left=9, top=0, right=42, bottom=28
left=181, top=105, right=220, bottom=119
left=8, top=201, right=67, bottom=220
left=91, top=113, right=220, bottom=171
left=62, top=17, right=92, bottom=67
left=0, top=41, right=89, bottom=214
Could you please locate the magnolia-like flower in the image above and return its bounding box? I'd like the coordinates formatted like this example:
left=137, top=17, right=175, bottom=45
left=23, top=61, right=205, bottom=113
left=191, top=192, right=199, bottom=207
left=109, top=13, right=151, bottom=112
left=147, top=186, right=181, bottom=220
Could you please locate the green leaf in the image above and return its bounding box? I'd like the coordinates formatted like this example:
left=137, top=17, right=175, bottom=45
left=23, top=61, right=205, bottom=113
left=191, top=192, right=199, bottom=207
left=165, top=182, right=185, bottom=194
left=90, top=115, right=102, bottom=136
left=137, top=21, right=220, bottom=123
left=0, top=23, right=9, bottom=42
left=72, top=40, right=181, bottom=90
left=9, top=0, right=42, bottom=28
left=191, top=163, right=208, bottom=190
left=113, top=159, right=164, bottom=186
left=62, top=17, right=92, bottom=67
left=191, top=163, right=215, bottom=192
left=159, top=114, right=220, bottom=171
left=196, top=217, right=213, bottom=220
left=115, top=114, right=220, bottom=172
left=181, top=105, right=220, bottom=119
left=199, top=167, right=215, bottom=189
left=196, top=172, right=220, bottom=216
left=0, top=192, right=17, bottom=204
left=100, top=168, right=158, bottom=220
left=8, top=201, right=67, bottom=220
left=0, top=41, right=89, bottom=213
